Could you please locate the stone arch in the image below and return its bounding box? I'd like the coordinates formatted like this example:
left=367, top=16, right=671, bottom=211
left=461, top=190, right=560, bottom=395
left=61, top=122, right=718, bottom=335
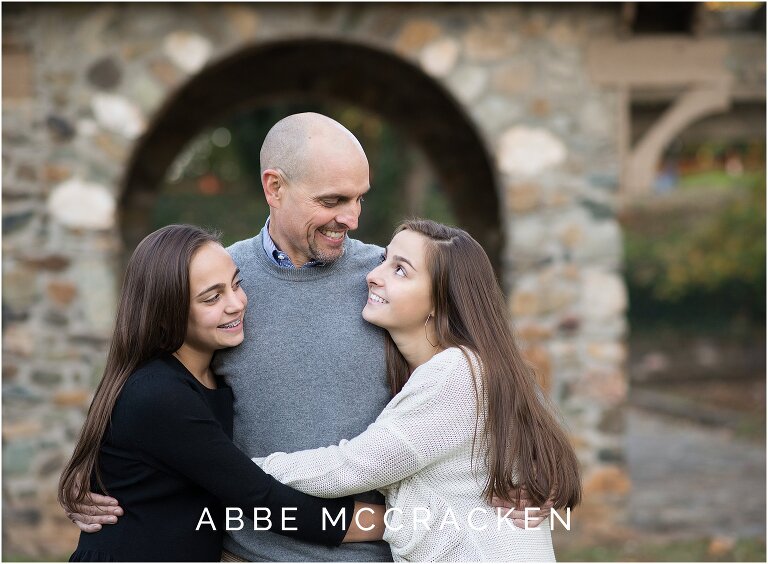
left=120, top=38, right=503, bottom=272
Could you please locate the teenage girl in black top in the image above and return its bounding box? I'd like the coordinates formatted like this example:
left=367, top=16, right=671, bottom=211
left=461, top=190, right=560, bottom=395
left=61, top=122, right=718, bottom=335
left=59, top=225, right=382, bottom=561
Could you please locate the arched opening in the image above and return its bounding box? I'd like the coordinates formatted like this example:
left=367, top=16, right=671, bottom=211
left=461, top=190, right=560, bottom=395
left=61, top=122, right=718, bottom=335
left=121, top=38, right=502, bottom=273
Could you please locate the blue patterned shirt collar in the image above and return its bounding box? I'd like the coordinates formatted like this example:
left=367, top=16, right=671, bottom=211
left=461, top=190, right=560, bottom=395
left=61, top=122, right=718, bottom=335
left=262, top=217, right=324, bottom=269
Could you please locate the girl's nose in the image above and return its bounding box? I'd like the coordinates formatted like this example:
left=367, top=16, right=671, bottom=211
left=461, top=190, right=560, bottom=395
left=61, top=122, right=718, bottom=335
left=366, top=263, right=385, bottom=286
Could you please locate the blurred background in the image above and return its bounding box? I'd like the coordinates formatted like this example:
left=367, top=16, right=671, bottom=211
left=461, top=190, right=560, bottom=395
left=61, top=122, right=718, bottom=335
left=2, top=2, right=765, bottom=561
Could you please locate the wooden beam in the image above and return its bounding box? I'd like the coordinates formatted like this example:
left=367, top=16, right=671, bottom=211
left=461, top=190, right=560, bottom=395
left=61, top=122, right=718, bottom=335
left=588, top=37, right=730, bottom=87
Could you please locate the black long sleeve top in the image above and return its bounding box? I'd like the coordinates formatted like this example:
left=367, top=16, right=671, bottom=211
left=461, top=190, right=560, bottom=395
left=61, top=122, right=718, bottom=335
left=70, top=354, right=355, bottom=562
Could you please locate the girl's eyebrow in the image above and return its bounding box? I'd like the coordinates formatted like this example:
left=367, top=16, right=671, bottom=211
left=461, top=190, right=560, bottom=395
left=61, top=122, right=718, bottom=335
left=195, top=283, right=224, bottom=298
left=196, top=269, right=240, bottom=298
left=392, top=255, right=415, bottom=271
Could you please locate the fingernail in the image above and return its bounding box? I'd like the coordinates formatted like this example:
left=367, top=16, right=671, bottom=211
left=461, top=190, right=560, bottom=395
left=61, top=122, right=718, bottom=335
left=107, top=516, right=117, bottom=523
left=113, top=508, right=122, bottom=515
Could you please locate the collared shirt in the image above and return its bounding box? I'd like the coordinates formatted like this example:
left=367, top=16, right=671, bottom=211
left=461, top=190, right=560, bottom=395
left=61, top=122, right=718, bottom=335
left=261, top=218, right=324, bottom=269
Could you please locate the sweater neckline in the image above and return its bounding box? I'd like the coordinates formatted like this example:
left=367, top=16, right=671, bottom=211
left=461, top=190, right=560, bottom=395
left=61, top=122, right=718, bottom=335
left=160, top=353, right=229, bottom=393
left=411, top=347, right=461, bottom=373
left=250, top=231, right=354, bottom=282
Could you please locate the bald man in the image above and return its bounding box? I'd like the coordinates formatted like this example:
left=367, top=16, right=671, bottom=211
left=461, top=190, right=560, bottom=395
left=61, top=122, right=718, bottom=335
left=211, top=113, right=392, bottom=561
left=68, top=113, right=548, bottom=561
left=256, top=112, right=372, bottom=267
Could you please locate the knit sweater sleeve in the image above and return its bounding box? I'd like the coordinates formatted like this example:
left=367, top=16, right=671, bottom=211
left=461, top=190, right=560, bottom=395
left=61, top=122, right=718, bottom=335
left=254, top=348, right=481, bottom=497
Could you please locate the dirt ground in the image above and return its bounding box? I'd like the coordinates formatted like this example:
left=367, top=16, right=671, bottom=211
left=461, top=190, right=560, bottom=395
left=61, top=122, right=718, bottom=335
left=553, top=388, right=766, bottom=562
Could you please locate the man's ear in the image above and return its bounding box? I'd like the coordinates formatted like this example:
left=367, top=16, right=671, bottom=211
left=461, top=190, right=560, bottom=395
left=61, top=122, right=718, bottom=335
left=262, top=169, right=284, bottom=208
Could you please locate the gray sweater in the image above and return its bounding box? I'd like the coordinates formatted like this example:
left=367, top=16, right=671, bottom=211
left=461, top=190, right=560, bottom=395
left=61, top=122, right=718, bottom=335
left=213, top=229, right=393, bottom=562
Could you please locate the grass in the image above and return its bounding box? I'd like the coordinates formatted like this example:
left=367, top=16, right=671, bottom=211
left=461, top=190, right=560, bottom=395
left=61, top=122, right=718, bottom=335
left=558, top=536, right=766, bottom=562
left=7, top=537, right=767, bottom=562
left=677, top=170, right=764, bottom=191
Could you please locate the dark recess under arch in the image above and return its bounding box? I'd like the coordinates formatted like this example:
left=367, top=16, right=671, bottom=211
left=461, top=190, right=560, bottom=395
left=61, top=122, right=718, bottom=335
left=122, top=38, right=503, bottom=273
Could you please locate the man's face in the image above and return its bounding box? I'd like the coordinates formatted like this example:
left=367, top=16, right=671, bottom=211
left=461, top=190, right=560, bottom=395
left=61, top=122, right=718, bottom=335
left=270, top=148, right=370, bottom=266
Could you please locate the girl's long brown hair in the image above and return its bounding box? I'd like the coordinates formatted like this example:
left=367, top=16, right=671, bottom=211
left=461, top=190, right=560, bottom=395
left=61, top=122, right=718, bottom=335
left=385, top=219, right=582, bottom=510
left=58, top=224, right=221, bottom=510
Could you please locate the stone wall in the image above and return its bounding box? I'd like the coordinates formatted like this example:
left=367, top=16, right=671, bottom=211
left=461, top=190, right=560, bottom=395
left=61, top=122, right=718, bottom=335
left=3, top=3, right=630, bottom=557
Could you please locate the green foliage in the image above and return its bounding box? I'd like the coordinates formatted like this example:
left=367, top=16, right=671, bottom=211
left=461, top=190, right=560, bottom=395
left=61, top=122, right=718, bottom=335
left=624, top=174, right=766, bottom=327
left=152, top=192, right=269, bottom=248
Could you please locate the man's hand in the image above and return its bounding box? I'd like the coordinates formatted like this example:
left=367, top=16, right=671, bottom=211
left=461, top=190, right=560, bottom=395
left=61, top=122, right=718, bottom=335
left=342, top=502, right=385, bottom=542
left=491, top=487, right=553, bottom=529
left=64, top=492, right=123, bottom=533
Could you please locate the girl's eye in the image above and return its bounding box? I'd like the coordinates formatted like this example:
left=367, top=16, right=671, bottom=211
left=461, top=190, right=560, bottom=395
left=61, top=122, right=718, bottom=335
left=234, top=279, right=243, bottom=289
left=379, top=253, right=386, bottom=264
left=203, top=294, right=220, bottom=304
left=395, top=265, right=406, bottom=277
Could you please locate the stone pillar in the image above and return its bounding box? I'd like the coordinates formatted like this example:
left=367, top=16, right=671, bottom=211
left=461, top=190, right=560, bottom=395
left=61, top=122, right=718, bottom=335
left=2, top=7, right=125, bottom=556
left=478, top=10, right=632, bottom=538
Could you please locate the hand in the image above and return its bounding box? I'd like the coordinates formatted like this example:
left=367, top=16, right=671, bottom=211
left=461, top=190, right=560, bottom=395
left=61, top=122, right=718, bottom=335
left=342, top=502, right=385, bottom=542
left=491, top=487, right=553, bottom=529
left=65, top=492, right=124, bottom=533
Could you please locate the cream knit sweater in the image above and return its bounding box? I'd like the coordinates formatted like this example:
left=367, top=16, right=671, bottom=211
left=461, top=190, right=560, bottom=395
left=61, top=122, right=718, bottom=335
left=254, top=347, right=556, bottom=562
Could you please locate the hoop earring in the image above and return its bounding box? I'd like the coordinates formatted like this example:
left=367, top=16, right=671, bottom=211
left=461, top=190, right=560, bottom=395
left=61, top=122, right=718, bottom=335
left=425, top=314, right=438, bottom=348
